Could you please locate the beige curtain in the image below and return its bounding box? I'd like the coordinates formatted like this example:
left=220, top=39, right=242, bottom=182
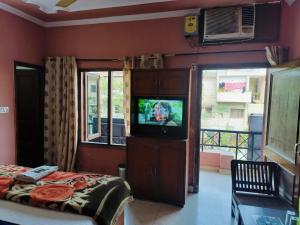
left=44, top=57, right=78, bottom=172
left=265, top=45, right=285, bottom=66
left=123, top=57, right=132, bottom=136
left=139, top=53, right=164, bottom=69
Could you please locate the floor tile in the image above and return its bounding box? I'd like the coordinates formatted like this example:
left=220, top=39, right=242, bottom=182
left=125, top=171, right=232, bottom=225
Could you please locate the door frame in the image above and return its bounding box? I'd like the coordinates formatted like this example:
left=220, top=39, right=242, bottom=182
left=193, top=62, right=270, bottom=190
left=14, top=61, right=45, bottom=165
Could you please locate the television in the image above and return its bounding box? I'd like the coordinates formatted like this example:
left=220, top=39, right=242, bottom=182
left=131, top=97, right=187, bottom=139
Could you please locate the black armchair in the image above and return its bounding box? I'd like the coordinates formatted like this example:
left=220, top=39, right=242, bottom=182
left=231, top=160, right=293, bottom=224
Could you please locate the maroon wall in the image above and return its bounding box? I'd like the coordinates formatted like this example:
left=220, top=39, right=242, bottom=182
left=2, top=5, right=299, bottom=181
left=45, top=17, right=272, bottom=179
left=45, top=17, right=270, bottom=69
left=0, top=10, right=45, bottom=164
left=280, top=1, right=300, bottom=60
left=76, top=144, right=126, bottom=175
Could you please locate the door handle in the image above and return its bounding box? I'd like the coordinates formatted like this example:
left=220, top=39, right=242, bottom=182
left=295, top=143, right=300, bottom=155
left=150, top=167, right=153, bottom=176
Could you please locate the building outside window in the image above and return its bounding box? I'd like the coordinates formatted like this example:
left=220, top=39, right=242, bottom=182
left=230, top=108, right=245, bottom=119
left=200, top=68, right=267, bottom=160
left=81, top=70, right=125, bottom=146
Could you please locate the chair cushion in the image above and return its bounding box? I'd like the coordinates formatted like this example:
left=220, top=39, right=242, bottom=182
left=233, top=193, right=294, bottom=211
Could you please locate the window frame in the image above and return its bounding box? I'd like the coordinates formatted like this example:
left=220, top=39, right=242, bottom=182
left=78, top=68, right=126, bottom=148
left=86, top=74, right=101, bottom=141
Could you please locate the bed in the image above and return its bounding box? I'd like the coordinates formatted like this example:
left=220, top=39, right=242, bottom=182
left=0, top=165, right=132, bottom=225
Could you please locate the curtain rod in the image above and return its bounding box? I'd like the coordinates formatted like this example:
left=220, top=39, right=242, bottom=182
left=46, top=49, right=266, bottom=62
left=46, top=57, right=122, bottom=62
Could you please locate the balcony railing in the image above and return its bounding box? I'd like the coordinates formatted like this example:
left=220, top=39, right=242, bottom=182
left=200, top=128, right=263, bottom=161
left=88, top=118, right=126, bottom=145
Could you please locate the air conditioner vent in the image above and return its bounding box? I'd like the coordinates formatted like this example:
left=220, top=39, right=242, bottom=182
left=205, top=7, right=239, bottom=35
left=242, top=6, right=255, bottom=26
left=202, top=5, right=256, bottom=44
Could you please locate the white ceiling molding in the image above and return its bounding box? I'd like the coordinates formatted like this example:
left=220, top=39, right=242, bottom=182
left=45, top=8, right=201, bottom=27
left=0, top=2, right=45, bottom=26
left=23, top=0, right=61, bottom=14
left=285, top=0, right=296, bottom=6
left=22, top=0, right=174, bottom=14
left=0, top=2, right=200, bottom=28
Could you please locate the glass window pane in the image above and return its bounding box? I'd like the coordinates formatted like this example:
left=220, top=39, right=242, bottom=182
left=86, top=74, right=99, bottom=140
left=99, top=72, right=109, bottom=144
left=111, top=71, right=125, bottom=145
left=86, top=71, right=108, bottom=144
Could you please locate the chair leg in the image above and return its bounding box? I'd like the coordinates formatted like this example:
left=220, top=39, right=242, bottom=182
left=231, top=198, right=236, bottom=218
left=238, top=213, right=243, bottom=225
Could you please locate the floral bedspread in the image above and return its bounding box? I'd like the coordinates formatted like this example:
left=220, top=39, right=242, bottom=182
left=0, top=165, right=133, bottom=225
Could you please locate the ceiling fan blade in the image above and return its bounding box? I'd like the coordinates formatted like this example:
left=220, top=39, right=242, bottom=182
left=56, top=0, right=77, bottom=8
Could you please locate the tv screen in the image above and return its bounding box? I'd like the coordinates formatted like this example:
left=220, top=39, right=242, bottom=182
left=138, top=98, right=184, bottom=127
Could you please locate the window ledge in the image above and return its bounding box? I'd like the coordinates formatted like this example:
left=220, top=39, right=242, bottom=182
left=79, top=142, right=126, bottom=150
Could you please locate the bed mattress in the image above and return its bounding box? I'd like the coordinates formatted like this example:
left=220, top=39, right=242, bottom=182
left=0, top=165, right=132, bottom=225
left=0, top=199, right=97, bottom=225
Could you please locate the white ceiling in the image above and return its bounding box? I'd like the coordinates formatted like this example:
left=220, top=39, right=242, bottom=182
left=23, top=0, right=174, bottom=14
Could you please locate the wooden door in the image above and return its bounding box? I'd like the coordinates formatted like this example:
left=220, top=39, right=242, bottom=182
left=266, top=68, right=300, bottom=161
left=264, top=67, right=300, bottom=206
left=132, top=70, right=157, bottom=96
left=127, top=137, right=157, bottom=200
left=157, top=140, right=186, bottom=206
left=158, top=70, right=189, bottom=96
left=294, top=120, right=300, bottom=207
left=15, top=65, right=44, bottom=167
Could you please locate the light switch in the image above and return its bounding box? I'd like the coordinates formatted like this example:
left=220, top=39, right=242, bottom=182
left=0, top=107, right=9, bottom=114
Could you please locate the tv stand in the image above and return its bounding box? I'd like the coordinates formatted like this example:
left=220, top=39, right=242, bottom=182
left=126, top=136, right=188, bottom=206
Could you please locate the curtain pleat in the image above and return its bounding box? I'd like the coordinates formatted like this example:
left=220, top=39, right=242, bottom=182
left=44, top=57, right=78, bottom=172
left=265, top=45, right=284, bottom=66
left=123, top=57, right=132, bottom=137
left=139, top=53, right=164, bottom=69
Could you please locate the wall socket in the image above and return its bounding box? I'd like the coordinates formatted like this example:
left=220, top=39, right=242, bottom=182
left=0, top=107, right=9, bottom=114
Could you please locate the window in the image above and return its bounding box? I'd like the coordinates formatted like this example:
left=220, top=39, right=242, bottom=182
left=230, top=109, right=245, bottom=119
left=81, top=70, right=125, bottom=146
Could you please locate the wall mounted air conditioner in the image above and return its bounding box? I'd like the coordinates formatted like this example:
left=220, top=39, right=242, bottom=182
left=203, top=5, right=256, bottom=44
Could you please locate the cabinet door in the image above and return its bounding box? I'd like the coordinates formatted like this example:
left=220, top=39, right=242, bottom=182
left=132, top=70, right=157, bottom=96
left=158, top=70, right=189, bottom=96
left=157, top=140, right=186, bottom=206
left=127, top=137, right=157, bottom=200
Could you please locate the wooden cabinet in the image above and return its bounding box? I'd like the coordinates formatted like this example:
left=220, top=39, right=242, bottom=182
left=157, top=140, right=186, bottom=204
left=132, top=69, right=189, bottom=96
left=158, top=70, right=189, bottom=96
left=127, top=137, right=157, bottom=200
left=129, top=68, right=189, bottom=206
left=131, top=70, right=157, bottom=96
left=127, top=136, right=187, bottom=206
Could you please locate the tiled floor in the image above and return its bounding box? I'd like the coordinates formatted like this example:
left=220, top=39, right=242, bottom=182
left=125, top=170, right=232, bottom=225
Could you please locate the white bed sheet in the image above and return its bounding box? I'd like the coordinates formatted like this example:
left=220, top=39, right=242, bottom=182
left=0, top=200, right=97, bottom=225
